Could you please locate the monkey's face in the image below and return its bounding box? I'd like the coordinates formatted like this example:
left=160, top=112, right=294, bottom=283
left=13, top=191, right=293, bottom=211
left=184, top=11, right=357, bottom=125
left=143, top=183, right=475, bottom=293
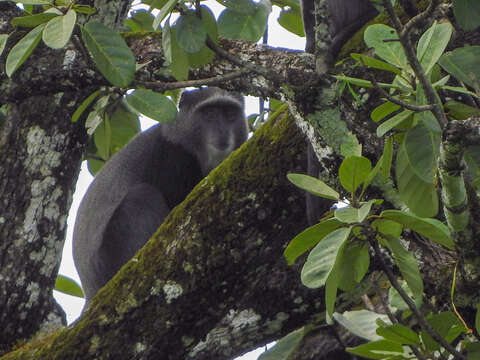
left=196, top=104, right=247, bottom=174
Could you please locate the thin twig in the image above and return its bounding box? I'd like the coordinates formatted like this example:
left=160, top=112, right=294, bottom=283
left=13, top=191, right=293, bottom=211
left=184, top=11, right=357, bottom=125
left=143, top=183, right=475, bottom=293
left=369, top=75, right=434, bottom=112
left=372, top=240, right=466, bottom=359
left=401, top=0, right=440, bottom=38
left=383, top=0, right=448, bottom=127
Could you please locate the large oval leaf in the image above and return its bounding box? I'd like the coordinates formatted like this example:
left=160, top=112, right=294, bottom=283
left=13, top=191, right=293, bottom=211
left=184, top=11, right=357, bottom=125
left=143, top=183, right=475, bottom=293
left=334, top=310, right=390, bottom=341
left=278, top=7, right=304, bottom=37
left=453, top=0, right=480, bottom=31
left=11, top=12, right=58, bottom=28
left=404, top=122, right=440, bottom=183
left=125, top=89, right=177, bottom=122
left=6, top=23, right=45, bottom=77
left=380, top=210, right=453, bottom=249
left=287, top=173, right=339, bottom=201
left=175, top=13, right=207, bottom=53
left=395, top=143, right=438, bottom=218
left=55, top=274, right=84, bottom=298
left=81, top=21, right=135, bottom=87
left=438, top=46, right=480, bottom=89
left=364, top=24, right=407, bottom=69
left=284, top=219, right=343, bottom=265
left=301, top=227, right=351, bottom=289
left=338, top=156, right=372, bottom=194
left=218, top=0, right=270, bottom=42
left=42, top=9, right=76, bottom=49
left=417, top=22, right=452, bottom=76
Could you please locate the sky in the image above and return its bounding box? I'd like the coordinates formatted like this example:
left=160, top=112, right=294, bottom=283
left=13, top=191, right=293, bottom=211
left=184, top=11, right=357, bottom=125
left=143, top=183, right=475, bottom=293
left=53, top=2, right=305, bottom=358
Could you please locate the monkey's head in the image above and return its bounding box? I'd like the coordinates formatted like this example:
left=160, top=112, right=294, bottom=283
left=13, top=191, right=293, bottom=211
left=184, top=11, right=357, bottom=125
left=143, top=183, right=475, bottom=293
left=177, top=87, right=248, bottom=175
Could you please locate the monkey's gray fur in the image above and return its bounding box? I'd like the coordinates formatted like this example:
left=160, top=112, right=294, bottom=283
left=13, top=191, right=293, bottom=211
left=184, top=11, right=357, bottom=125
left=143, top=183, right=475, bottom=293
left=73, top=87, right=248, bottom=303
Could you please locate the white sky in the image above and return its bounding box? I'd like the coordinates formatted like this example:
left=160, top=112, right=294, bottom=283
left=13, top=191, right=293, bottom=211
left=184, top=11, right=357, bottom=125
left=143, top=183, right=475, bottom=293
left=54, top=2, right=305, bottom=358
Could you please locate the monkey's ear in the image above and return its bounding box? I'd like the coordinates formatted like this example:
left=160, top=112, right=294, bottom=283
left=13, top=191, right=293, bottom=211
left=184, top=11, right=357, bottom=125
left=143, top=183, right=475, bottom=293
left=179, top=88, right=202, bottom=110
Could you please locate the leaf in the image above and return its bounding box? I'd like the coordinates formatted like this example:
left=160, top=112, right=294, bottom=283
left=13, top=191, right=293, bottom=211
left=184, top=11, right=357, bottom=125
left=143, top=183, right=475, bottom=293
left=371, top=102, right=401, bottom=123
left=476, top=302, right=480, bottom=334
left=94, top=114, right=112, bottom=160
left=215, top=0, right=258, bottom=14
left=125, top=89, right=177, bottom=122
left=152, top=0, right=178, bottom=30
left=438, top=46, right=480, bottom=90
left=42, top=9, right=76, bottom=49
left=258, top=327, right=310, bottom=360
left=395, top=144, right=439, bottom=218
left=175, top=13, right=207, bottom=53
left=379, top=325, right=420, bottom=346
left=284, top=219, right=343, bottom=265
left=381, top=235, right=424, bottom=300
left=364, top=24, right=408, bottom=69
left=417, top=21, right=452, bottom=76
left=381, top=210, right=454, bottom=249
left=125, top=10, right=155, bottom=32
left=278, top=7, right=304, bottom=37
left=55, top=274, right=84, bottom=298
left=325, top=265, right=340, bottom=321
left=0, top=34, right=7, bottom=56
left=380, top=136, right=393, bottom=181
left=420, top=312, right=466, bottom=351
left=339, top=156, right=372, bottom=194
left=334, top=310, right=390, bottom=341
left=347, top=340, right=404, bottom=359
left=11, top=13, right=58, bottom=28
left=403, top=122, right=440, bottom=183
left=71, top=89, right=101, bottom=123
left=351, top=53, right=402, bottom=74
left=6, top=23, right=46, bottom=77
left=389, top=280, right=423, bottom=311
left=445, top=100, right=480, bottom=120
left=337, top=242, right=370, bottom=291
left=287, top=173, right=339, bottom=201
left=376, top=109, right=413, bottom=137
left=81, top=21, right=135, bottom=87
left=108, top=102, right=140, bottom=154
left=218, top=0, right=271, bottom=42
left=335, top=200, right=374, bottom=224
left=453, top=0, right=480, bottom=31
left=13, top=0, right=52, bottom=4
left=301, top=227, right=352, bottom=289
left=162, top=19, right=189, bottom=80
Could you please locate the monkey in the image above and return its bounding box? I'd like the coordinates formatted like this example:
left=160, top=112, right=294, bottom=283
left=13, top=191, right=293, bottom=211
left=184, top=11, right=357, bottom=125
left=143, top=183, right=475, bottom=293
left=73, top=87, right=248, bottom=303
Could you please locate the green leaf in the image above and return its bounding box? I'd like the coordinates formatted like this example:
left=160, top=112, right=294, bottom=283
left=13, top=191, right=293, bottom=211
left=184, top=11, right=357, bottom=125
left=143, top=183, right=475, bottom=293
left=381, top=235, right=424, bottom=300
left=215, top=0, right=258, bottom=14
left=152, top=0, right=178, bottom=30
left=376, top=109, right=413, bottom=137
left=371, top=102, right=401, bottom=123
left=381, top=210, right=454, bottom=249
left=6, top=23, right=46, bottom=77
left=13, top=0, right=52, bottom=4
left=417, top=21, right=452, bottom=76
left=466, top=342, right=480, bottom=360
left=108, top=102, right=140, bottom=154
left=72, top=4, right=97, bottom=15
left=395, top=144, right=439, bottom=218
left=125, top=89, right=177, bottom=122
left=94, top=115, right=112, bottom=160
left=453, top=0, right=480, bottom=31
left=339, top=156, right=372, bottom=194
left=441, top=85, right=480, bottom=98
left=162, top=18, right=189, bottom=80
left=0, top=34, right=7, bottom=57
left=372, top=219, right=403, bottom=239
left=42, top=9, right=76, bottom=49
left=287, top=173, right=339, bottom=201
left=351, top=53, right=402, bottom=74
left=380, top=136, right=393, bottom=181
left=55, top=274, right=84, bottom=298
left=258, top=327, right=310, bottom=360
left=301, top=227, right=352, bottom=289
left=85, top=94, right=110, bottom=134
left=438, top=46, right=480, bottom=90
left=335, top=200, right=374, bottom=224
left=278, top=7, right=304, bottom=37
left=347, top=339, right=404, bottom=359
left=421, top=312, right=466, bottom=351
left=125, top=10, right=155, bottom=32
left=81, top=21, right=136, bottom=87
left=389, top=280, right=423, bottom=312
left=218, top=0, right=271, bottom=42
left=325, top=265, right=340, bottom=321
left=284, top=219, right=343, bottom=265
left=71, top=89, right=101, bottom=123
left=337, top=242, right=370, bottom=291
left=445, top=100, right=480, bottom=120
left=377, top=323, right=420, bottom=345
left=11, top=13, right=58, bottom=28
left=364, top=24, right=408, bottom=69
left=334, top=310, right=391, bottom=341
left=404, top=122, right=440, bottom=183
left=175, top=13, right=207, bottom=53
